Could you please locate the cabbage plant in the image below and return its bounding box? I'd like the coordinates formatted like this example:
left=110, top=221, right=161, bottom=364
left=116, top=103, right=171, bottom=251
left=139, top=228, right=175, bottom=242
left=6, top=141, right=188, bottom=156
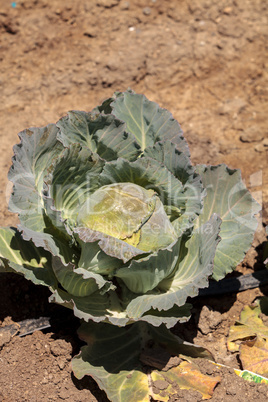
left=0, top=90, right=260, bottom=400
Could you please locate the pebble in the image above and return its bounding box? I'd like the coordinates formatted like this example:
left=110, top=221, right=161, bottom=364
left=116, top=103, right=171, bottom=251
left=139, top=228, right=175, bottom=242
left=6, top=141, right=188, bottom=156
left=143, top=7, right=151, bottom=16
left=84, top=28, right=97, bottom=38
left=218, top=98, right=247, bottom=116
left=254, top=143, right=266, bottom=153
left=57, top=357, right=66, bottom=370
left=240, top=127, right=264, bottom=143
left=121, top=1, right=129, bottom=10
left=223, top=7, right=233, bottom=15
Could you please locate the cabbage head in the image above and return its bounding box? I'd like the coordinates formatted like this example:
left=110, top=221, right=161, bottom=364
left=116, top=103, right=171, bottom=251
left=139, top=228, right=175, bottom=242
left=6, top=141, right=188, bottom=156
left=0, top=90, right=260, bottom=329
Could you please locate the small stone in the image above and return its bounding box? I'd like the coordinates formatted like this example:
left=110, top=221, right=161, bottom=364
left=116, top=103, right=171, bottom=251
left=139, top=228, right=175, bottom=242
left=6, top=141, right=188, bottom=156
left=143, top=7, right=151, bottom=15
left=240, top=127, right=264, bottom=143
left=254, top=143, right=266, bottom=153
left=120, top=1, right=129, bottom=10
left=218, top=98, right=247, bottom=116
left=263, top=137, right=268, bottom=146
left=217, top=17, right=244, bottom=38
left=226, top=383, right=237, bottom=395
left=96, top=0, right=119, bottom=8
left=84, top=29, right=97, bottom=38
left=57, top=357, right=66, bottom=370
left=223, top=7, right=232, bottom=14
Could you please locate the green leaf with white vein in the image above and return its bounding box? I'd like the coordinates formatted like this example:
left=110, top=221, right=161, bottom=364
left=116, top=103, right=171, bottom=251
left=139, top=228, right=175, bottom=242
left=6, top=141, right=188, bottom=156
left=52, top=257, right=115, bottom=297
left=49, top=287, right=130, bottom=326
left=108, top=91, right=190, bottom=155
left=115, top=237, right=182, bottom=294
left=0, top=227, right=57, bottom=287
left=8, top=124, right=63, bottom=231
left=43, top=145, right=105, bottom=226
left=78, top=240, right=124, bottom=276
left=139, top=304, right=192, bottom=328
left=195, top=164, right=261, bottom=280
left=0, top=258, right=16, bottom=273
left=143, top=141, right=205, bottom=234
left=56, top=111, right=141, bottom=161
left=18, top=223, right=77, bottom=265
left=124, top=214, right=221, bottom=322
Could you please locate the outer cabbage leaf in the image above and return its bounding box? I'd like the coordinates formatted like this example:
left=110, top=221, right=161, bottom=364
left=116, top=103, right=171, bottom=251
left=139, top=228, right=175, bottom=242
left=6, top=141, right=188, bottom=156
left=18, top=223, right=77, bottom=266
left=0, top=258, right=15, bottom=273
left=72, top=322, right=151, bottom=402
left=56, top=111, right=141, bottom=161
left=115, top=238, right=180, bottom=294
left=43, top=144, right=105, bottom=227
left=72, top=321, right=216, bottom=402
left=195, top=164, right=261, bottom=280
left=49, top=287, right=130, bottom=326
left=143, top=141, right=204, bottom=234
left=143, top=141, right=194, bottom=187
left=0, top=227, right=57, bottom=287
left=78, top=240, right=124, bottom=276
left=96, top=90, right=190, bottom=156
left=52, top=257, right=115, bottom=297
left=8, top=124, right=63, bottom=231
left=137, top=304, right=192, bottom=328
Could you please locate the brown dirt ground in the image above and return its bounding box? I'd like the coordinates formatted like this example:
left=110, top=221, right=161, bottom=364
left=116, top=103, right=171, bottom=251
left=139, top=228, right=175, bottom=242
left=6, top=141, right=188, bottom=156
left=0, top=0, right=267, bottom=401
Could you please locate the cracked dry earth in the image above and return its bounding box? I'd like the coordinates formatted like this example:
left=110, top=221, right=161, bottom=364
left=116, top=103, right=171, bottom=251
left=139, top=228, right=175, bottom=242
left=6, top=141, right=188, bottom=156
left=0, top=0, right=267, bottom=401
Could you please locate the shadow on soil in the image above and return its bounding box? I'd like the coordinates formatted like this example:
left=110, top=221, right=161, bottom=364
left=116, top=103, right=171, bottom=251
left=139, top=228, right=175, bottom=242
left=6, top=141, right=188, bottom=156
left=0, top=272, right=110, bottom=398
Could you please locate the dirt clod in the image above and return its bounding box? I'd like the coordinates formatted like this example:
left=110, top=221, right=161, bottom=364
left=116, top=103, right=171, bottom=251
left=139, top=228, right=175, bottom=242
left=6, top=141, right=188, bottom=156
left=240, top=127, right=264, bottom=143
left=198, top=305, right=225, bottom=335
left=153, top=379, right=169, bottom=390
left=0, top=332, right=11, bottom=348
